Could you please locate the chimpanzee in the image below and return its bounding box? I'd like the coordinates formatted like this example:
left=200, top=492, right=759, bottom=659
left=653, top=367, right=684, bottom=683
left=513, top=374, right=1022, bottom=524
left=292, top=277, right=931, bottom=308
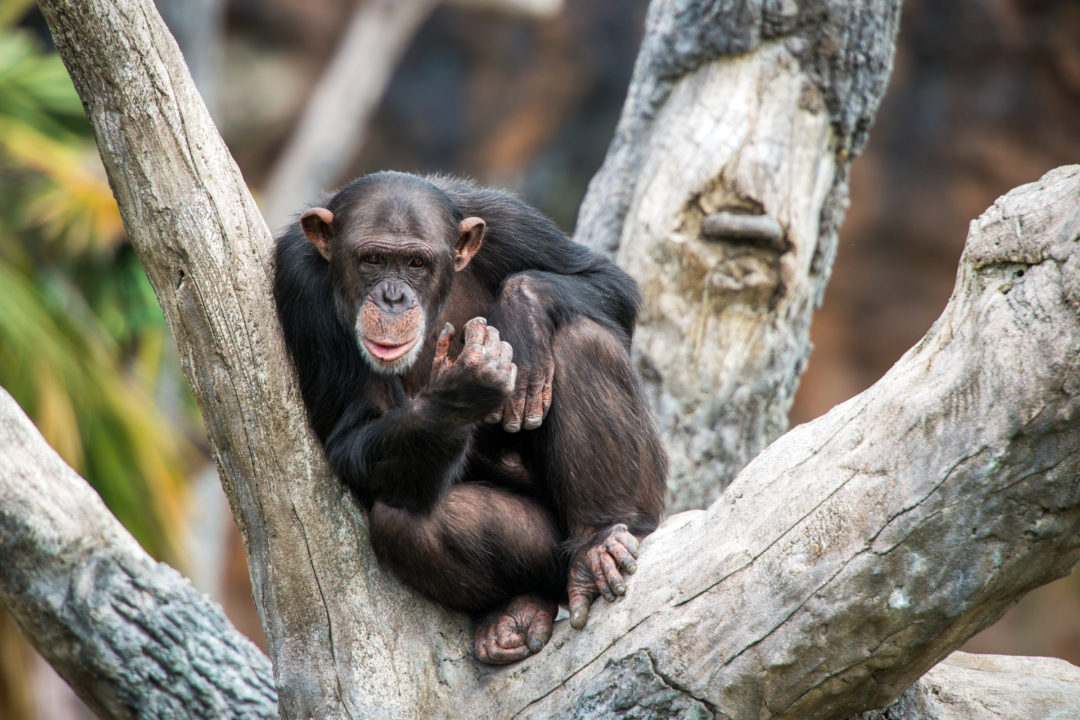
left=273, top=171, right=667, bottom=664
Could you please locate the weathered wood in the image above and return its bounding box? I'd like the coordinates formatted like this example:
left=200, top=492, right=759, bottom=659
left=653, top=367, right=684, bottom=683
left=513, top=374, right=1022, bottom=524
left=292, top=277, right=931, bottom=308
left=34, top=2, right=456, bottom=717
left=576, top=0, right=902, bottom=511
left=19, top=0, right=1080, bottom=719
left=0, top=389, right=276, bottom=720
left=260, top=0, right=566, bottom=232
left=260, top=0, right=440, bottom=232
left=453, top=165, right=1080, bottom=718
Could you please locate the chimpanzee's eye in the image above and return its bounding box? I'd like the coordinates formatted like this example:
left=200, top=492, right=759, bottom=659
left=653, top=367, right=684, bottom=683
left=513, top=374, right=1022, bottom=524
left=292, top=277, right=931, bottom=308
left=408, top=257, right=425, bottom=268
left=362, top=254, right=381, bottom=266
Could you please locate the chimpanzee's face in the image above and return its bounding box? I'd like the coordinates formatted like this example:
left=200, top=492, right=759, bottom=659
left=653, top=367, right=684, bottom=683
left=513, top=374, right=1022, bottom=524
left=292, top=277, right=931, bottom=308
left=330, top=230, right=450, bottom=374
left=299, top=185, right=484, bottom=374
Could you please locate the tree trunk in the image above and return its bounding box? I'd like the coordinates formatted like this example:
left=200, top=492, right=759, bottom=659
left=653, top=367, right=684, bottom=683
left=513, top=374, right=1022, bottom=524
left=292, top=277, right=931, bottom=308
left=576, top=0, right=902, bottom=511
left=9, top=0, right=1080, bottom=718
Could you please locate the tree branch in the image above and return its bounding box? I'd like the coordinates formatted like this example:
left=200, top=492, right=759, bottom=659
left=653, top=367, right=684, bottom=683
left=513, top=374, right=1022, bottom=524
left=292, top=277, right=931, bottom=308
left=859, top=652, right=1080, bottom=720
left=575, top=0, right=902, bottom=511
left=0, top=389, right=276, bottom=720
left=453, top=165, right=1080, bottom=718
left=35, top=2, right=458, bottom=717
left=24, top=0, right=1080, bottom=718
left=260, top=0, right=567, bottom=232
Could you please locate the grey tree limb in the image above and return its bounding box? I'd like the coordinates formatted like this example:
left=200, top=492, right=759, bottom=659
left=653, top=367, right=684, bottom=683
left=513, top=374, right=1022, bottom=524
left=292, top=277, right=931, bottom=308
left=575, top=0, right=902, bottom=511
left=35, top=1, right=460, bottom=717
left=0, top=389, right=277, bottom=720
left=453, top=164, right=1080, bottom=719
left=19, top=0, right=1080, bottom=718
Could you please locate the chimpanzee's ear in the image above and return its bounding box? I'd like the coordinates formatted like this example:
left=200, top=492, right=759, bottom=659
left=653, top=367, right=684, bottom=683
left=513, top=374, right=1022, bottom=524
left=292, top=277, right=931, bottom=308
left=455, top=217, right=485, bottom=272
left=300, top=207, right=335, bottom=261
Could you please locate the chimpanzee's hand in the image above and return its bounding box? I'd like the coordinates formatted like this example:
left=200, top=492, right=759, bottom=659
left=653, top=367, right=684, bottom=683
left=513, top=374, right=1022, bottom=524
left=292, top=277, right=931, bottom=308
left=567, top=524, right=640, bottom=630
left=487, top=337, right=553, bottom=433
left=483, top=276, right=555, bottom=432
left=430, top=318, right=517, bottom=420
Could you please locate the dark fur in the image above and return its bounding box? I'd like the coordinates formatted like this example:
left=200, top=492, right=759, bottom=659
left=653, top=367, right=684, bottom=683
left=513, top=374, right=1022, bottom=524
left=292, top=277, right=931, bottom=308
left=273, top=171, right=666, bottom=613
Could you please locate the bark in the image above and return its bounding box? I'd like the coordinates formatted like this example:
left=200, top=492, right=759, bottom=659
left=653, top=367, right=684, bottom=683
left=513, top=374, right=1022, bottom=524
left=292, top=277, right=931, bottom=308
left=0, top=389, right=276, bottom=719
left=14, top=0, right=1080, bottom=719
left=575, top=0, right=902, bottom=511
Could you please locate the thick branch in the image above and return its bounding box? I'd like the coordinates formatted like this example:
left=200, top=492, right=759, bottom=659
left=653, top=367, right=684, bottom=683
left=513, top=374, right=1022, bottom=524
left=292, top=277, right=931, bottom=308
left=575, top=0, right=902, bottom=511
left=259, top=0, right=566, bottom=231
left=453, top=165, right=1080, bottom=718
left=0, top=389, right=276, bottom=720
left=35, top=2, right=460, bottom=718
left=30, top=1, right=1080, bottom=718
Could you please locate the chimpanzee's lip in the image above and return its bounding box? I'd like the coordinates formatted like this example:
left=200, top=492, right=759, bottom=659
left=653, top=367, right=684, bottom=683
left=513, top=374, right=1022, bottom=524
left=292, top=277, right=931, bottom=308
left=362, top=336, right=420, bottom=362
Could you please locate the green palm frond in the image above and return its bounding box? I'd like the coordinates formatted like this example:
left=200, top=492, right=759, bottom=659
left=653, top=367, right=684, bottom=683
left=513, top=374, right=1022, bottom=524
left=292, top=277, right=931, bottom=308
left=0, top=28, right=200, bottom=564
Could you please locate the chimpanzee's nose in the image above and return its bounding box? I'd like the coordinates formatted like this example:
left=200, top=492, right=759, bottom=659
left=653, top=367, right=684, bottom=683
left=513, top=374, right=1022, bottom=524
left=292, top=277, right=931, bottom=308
left=381, top=281, right=406, bottom=307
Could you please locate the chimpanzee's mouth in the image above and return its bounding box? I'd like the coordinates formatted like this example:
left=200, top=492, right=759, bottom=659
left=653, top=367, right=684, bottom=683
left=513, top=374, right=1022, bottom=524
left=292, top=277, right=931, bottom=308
left=361, top=337, right=421, bottom=362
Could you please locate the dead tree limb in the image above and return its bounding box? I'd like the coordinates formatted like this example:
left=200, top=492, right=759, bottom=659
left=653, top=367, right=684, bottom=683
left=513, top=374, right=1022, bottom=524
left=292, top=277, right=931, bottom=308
left=13, top=0, right=1080, bottom=718
left=0, top=389, right=277, bottom=719
left=260, top=0, right=566, bottom=232
left=576, top=0, right=903, bottom=510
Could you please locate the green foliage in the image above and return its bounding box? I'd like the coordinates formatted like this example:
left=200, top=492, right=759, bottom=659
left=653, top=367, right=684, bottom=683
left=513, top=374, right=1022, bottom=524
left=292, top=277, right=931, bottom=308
left=0, top=27, right=199, bottom=563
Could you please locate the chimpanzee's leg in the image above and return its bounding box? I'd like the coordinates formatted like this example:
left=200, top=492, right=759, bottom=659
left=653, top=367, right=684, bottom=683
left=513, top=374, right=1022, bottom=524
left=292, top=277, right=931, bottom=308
left=367, top=483, right=562, bottom=664
left=529, top=317, right=668, bottom=629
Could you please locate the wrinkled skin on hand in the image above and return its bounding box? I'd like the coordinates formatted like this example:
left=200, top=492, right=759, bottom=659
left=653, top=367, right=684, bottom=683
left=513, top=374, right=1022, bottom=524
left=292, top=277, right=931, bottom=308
left=567, top=523, right=640, bottom=630
left=487, top=347, right=553, bottom=433
left=431, top=318, right=517, bottom=410
left=474, top=594, right=557, bottom=665
left=484, top=276, right=555, bottom=433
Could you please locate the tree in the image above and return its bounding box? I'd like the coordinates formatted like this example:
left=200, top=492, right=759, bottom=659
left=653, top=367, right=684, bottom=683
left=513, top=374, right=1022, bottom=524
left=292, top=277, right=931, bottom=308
left=2, top=0, right=1079, bottom=718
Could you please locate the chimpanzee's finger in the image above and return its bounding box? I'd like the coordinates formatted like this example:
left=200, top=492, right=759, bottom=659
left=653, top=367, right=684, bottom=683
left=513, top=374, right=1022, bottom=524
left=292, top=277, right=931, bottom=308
left=482, top=622, right=530, bottom=664
left=498, top=340, right=514, bottom=370
left=506, top=362, right=518, bottom=397
left=461, top=317, right=487, bottom=361
left=496, top=617, right=525, bottom=650
left=610, top=526, right=640, bottom=558
left=522, top=375, right=544, bottom=430
left=605, top=536, right=638, bottom=575
left=483, top=643, right=530, bottom=665
left=482, top=323, right=502, bottom=364
left=599, top=552, right=626, bottom=597
left=541, top=361, right=554, bottom=416
left=568, top=590, right=593, bottom=630
left=590, top=552, right=615, bottom=602
left=432, top=323, right=455, bottom=374
left=502, top=381, right=527, bottom=433
left=525, top=609, right=553, bottom=653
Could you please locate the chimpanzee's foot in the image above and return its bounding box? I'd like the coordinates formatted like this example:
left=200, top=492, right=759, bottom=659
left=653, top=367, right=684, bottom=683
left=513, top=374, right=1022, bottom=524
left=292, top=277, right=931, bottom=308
left=567, top=523, right=640, bottom=629
left=474, top=594, right=556, bottom=665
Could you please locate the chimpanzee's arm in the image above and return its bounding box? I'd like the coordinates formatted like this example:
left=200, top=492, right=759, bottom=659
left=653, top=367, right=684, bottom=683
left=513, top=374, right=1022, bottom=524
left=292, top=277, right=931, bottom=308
left=324, top=394, right=476, bottom=513
left=436, top=176, right=641, bottom=343
left=323, top=319, right=515, bottom=513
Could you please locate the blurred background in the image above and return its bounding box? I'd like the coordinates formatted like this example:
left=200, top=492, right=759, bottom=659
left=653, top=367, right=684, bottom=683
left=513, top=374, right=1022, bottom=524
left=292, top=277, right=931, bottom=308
left=0, top=0, right=1077, bottom=716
